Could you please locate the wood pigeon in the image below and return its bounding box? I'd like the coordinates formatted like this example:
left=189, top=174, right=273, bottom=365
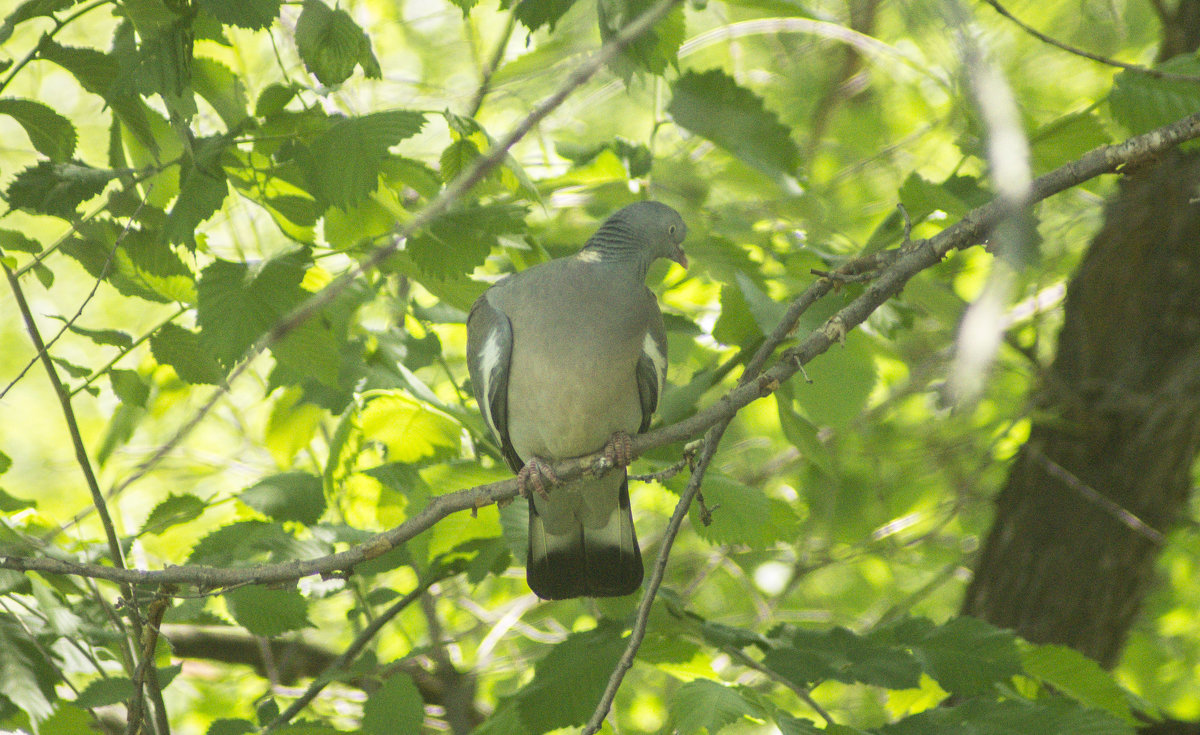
left=466, top=201, right=688, bottom=599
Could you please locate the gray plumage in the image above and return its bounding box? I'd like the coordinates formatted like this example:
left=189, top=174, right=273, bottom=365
left=466, top=201, right=687, bottom=599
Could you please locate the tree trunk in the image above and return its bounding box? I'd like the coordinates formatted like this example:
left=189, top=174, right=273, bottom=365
left=961, top=149, right=1200, bottom=667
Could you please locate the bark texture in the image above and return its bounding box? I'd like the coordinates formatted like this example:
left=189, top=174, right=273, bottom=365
left=961, top=149, right=1200, bottom=667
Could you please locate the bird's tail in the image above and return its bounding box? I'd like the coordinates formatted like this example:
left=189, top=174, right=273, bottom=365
left=526, top=472, right=643, bottom=600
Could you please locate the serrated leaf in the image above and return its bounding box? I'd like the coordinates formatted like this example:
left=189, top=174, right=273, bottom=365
left=61, top=222, right=197, bottom=304
left=910, top=616, right=1022, bottom=696
left=599, top=0, right=684, bottom=81
left=196, top=0, right=280, bottom=29
left=0, top=98, right=76, bottom=161
left=0, top=229, right=42, bottom=256
left=881, top=697, right=1134, bottom=735
left=1021, top=643, right=1134, bottom=723
left=899, top=172, right=989, bottom=222
left=294, top=0, right=381, bottom=86
left=240, top=472, right=325, bottom=525
left=192, top=57, right=251, bottom=130
left=763, top=626, right=922, bottom=690
left=140, top=493, right=206, bottom=535
left=164, top=137, right=230, bottom=249
left=1110, top=56, right=1200, bottom=136
left=224, top=586, right=310, bottom=636
left=0, top=488, right=34, bottom=513
left=206, top=719, right=257, bottom=735
left=407, top=202, right=527, bottom=279
left=187, top=520, right=314, bottom=566
left=300, top=111, right=426, bottom=209
left=515, top=620, right=628, bottom=731
left=501, top=0, right=578, bottom=32
left=109, top=369, right=149, bottom=406
left=4, top=160, right=117, bottom=218
left=151, top=323, right=227, bottom=384
left=669, top=68, right=799, bottom=177
left=1, top=1, right=76, bottom=45
left=358, top=392, right=461, bottom=463
left=669, top=680, right=762, bottom=734
left=1030, top=112, right=1111, bottom=173
left=73, top=677, right=135, bottom=708
left=196, top=250, right=309, bottom=368
left=47, top=315, right=132, bottom=348
left=0, top=620, right=58, bottom=724
left=361, top=674, right=424, bottom=735
left=689, top=474, right=798, bottom=547
left=255, top=83, right=297, bottom=118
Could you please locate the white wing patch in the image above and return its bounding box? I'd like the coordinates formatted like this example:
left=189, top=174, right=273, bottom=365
left=642, top=332, right=666, bottom=398
left=477, top=329, right=505, bottom=438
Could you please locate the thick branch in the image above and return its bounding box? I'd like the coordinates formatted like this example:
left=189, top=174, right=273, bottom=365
left=4, top=110, right=1200, bottom=592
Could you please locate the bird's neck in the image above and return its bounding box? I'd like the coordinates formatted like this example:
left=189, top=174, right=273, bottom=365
left=576, top=246, right=650, bottom=282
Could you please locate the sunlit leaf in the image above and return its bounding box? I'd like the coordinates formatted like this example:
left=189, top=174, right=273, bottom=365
left=0, top=98, right=76, bottom=161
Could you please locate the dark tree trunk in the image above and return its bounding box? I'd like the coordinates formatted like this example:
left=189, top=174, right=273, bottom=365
left=960, top=149, right=1200, bottom=667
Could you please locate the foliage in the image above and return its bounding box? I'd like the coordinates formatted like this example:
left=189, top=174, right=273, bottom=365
left=0, top=0, right=1197, bottom=733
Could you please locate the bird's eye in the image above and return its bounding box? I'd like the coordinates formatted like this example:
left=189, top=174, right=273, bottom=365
left=668, top=225, right=677, bottom=235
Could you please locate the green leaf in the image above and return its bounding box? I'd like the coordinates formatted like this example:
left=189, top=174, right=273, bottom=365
left=151, top=323, right=227, bottom=385
left=515, top=620, right=628, bottom=731
left=110, top=369, right=150, bottom=406
left=599, top=0, right=684, bottom=81
left=1, top=1, right=72, bottom=40
left=1021, top=643, right=1135, bottom=723
left=1030, top=111, right=1112, bottom=174
left=188, top=520, right=315, bottom=566
left=294, top=0, right=381, bottom=87
left=224, top=586, right=310, bottom=636
left=668, top=680, right=762, bottom=734
left=668, top=68, right=799, bottom=177
left=140, top=493, right=207, bottom=535
left=266, top=389, right=324, bottom=467
left=254, top=83, right=297, bottom=118
left=358, top=392, right=461, bottom=464
left=73, top=677, right=135, bottom=708
left=881, top=697, right=1134, bottom=735
left=206, top=720, right=257, bottom=735
left=899, top=173, right=989, bottom=222
left=408, top=202, right=528, bottom=279
left=0, top=619, right=58, bottom=724
left=0, top=488, right=34, bottom=513
left=196, top=0, right=280, bottom=29
left=300, top=111, right=426, bottom=209
left=361, top=674, right=424, bottom=735
left=688, top=475, right=798, bottom=548
left=191, top=57, right=251, bottom=130
left=240, top=472, right=326, bottom=525
left=910, top=616, right=1022, bottom=697
left=0, top=229, right=43, bottom=257
left=0, top=98, right=76, bottom=161
left=196, top=250, right=310, bottom=368
left=4, top=160, right=117, bottom=218
left=164, top=137, right=230, bottom=249
left=47, top=315, right=133, bottom=348
left=1109, top=56, right=1200, bottom=136
left=762, top=625, right=923, bottom=690
left=791, top=330, right=876, bottom=429
left=502, top=0, right=578, bottom=32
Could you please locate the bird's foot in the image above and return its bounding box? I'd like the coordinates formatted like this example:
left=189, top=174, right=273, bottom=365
left=517, top=457, right=558, bottom=501
left=603, top=431, right=635, bottom=468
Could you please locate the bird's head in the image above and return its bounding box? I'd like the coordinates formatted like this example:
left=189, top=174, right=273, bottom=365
left=582, top=201, right=688, bottom=271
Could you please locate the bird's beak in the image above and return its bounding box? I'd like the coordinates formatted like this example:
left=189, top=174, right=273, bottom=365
left=670, top=246, right=688, bottom=269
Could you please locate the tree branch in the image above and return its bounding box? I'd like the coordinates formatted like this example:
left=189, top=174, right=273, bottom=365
left=3, top=109, right=1200, bottom=594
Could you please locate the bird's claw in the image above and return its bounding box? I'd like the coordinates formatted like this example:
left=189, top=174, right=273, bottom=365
left=517, top=457, right=558, bottom=501
left=604, top=431, right=635, bottom=468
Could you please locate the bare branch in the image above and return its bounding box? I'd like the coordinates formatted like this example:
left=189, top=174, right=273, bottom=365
left=983, top=0, right=1200, bottom=81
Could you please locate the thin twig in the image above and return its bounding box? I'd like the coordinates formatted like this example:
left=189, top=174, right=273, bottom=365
left=983, top=0, right=1200, bottom=81
left=1027, top=444, right=1165, bottom=545
left=721, top=644, right=834, bottom=725
left=466, top=11, right=517, bottom=118
left=262, top=575, right=440, bottom=732
left=3, top=263, right=154, bottom=723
